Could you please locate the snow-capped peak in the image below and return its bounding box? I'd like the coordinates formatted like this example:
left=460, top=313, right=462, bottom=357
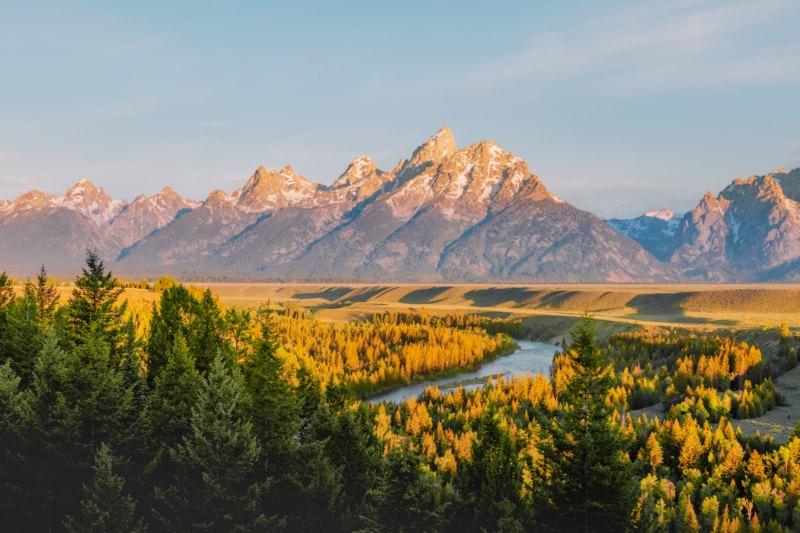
left=403, top=126, right=458, bottom=174
left=644, top=209, right=676, bottom=221
left=332, top=155, right=377, bottom=188
left=235, top=165, right=318, bottom=212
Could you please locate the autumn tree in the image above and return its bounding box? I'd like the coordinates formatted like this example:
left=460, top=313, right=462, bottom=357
left=0, top=271, right=13, bottom=309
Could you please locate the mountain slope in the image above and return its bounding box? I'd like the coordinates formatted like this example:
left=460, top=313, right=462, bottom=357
left=612, top=169, right=800, bottom=281
left=3, top=130, right=797, bottom=282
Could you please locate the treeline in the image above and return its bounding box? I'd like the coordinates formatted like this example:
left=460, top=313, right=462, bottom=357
left=602, top=331, right=794, bottom=421
left=273, top=308, right=516, bottom=396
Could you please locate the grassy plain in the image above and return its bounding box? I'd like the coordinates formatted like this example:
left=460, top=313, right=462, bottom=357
left=186, top=282, right=800, bottom=337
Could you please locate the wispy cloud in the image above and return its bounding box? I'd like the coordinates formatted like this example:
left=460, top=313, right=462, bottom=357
left=469, top=0, right=800, bottom=95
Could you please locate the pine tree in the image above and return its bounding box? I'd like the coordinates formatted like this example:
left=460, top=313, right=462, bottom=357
left=456, top=412, right=525, bottom=531
left=63, top=443, right=147, bottom=533
left=27, top=330, right=84, bottom=530
left=306, top=404, right=384, bottom=531
left=146, top=284, right=198, bottom=382
left=140, top=335, right=201, bottom=477
left=146, top=285, right=230, bottom=381
left=376, top=448, right=447, bottom=531
left=22, top=265, right=59, bottom=326
left=0, top=362, right=34, bottom=526
left=242, top=321, right=301, bottom=475
left=154, top=353, right=268, bottom=530
left=539, top=314, right=637, bottom=532
left=67, top=250, right=126, bottom=356
left=63, top=328, right=133, bottom=454
left=0, top=293, right=45, bottom=384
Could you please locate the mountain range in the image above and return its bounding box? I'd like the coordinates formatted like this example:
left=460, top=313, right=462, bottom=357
left=1, top=128, right=798, bottom=282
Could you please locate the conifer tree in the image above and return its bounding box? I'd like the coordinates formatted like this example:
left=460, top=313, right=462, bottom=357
left=28, top=330, right=84, bottom=530
left=242, top=317, right=301, bottom=474
left=0, top=362, right=33, bottom=525
left=23, top=265, right=59, bottom=326
left=64, top=328, right=133, bottom=454
left=307, top=404, right=384, bottom=530
left=146, top=285, right=229, bottom=381
left=154, top=353, right=268, bottom=530
left=63, top=443, right=147, bottom=533
left=376, top=448, right=448, bottom=531
left=140, top=335, right=201, bottom=477
left=67, top=250, right=127, bottom=356
left=0, top=293, right=44, bottom=384
left=456, top=412, right=525, bottom=531
left=539, top=314, right=637, bottom=532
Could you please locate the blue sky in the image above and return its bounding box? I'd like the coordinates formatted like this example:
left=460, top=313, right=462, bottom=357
left=1, top=0, right=799, bottom=217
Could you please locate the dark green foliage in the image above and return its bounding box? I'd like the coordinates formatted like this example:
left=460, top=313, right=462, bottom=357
left=63, top=443, right=147, bottom=533
left=539, top=314, right=638, bottom=532
left=242, top=323, right=301, bottom=473
left=153, top=353, right=268, bottom=531
left=67, top=250, right=127, bottom=356
left=306, top=404, right=384, bottom=531
left=146, top=285, right=229, bottom=381
left=63, top=329, right=133, bottom=453
left=139, top=335, right=201, bottom=480
left=279, top=439, right=344, bottom=531
left=0, top=362, right=33, bottom=522
left=455, top=413, right=525, bottom=532
left=23, top=265, right=60, bottom=326
left=0, top=294, right=45, bottom=384
left=376, top=448, right=448, bottom=532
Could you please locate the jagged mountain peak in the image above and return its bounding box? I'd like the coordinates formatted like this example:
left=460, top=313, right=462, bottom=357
left=771, top=167, right=800, bottom=202
left=332, top=156, right=379, bottom=188
left=205, top=189, right=236, bottom=205
left=403, top=126, right=458, bottom=174
left=236, top=165, right=318, bottom=212
left=57, top=179, right=125, bottom=223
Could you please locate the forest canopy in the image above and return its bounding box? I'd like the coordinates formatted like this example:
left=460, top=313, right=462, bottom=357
left=0, top=253, right=799, bottom=532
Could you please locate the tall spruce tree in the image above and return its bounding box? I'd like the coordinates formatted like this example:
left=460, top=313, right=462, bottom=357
left=154, top=353, right=270, bottom=531
left=456, top=412, right=526, bottom=531
left=28, top=330, right=84, bottom=530
left=67, top=250, right=127, bottom=357
left=0, top=362, right=34, bottom=526
left=23, top=265, right=59, bottom=326
left=242, top=314, right=301, bottom=474
left=63, top=443, right=147, bottom=533
left=140, top=334, right=201, bottom=480
left=146, top=285, right=230, bottom=382
left=538, top=314, right=637, bottom=532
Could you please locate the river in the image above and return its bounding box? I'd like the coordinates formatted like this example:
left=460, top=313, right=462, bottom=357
left=368, top=340, right=560, bottom=404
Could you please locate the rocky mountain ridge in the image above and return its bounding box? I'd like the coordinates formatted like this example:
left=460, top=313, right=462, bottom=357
left=609, top=168, right=800, bottom=281
left=1, top=129, right=798, bottom=281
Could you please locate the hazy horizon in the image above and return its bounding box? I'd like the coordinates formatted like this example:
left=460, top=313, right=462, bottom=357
left=2, top=0, right=799, bottom=218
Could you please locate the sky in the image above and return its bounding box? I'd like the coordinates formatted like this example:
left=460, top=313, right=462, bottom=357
left=1, top=0, right=799, bottom=218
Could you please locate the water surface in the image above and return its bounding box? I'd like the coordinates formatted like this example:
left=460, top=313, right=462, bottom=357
left=369, top=340, right=559, bottom=404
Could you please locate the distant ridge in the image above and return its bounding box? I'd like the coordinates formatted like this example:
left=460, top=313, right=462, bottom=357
left=1, top=129, right=798, bottom=282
